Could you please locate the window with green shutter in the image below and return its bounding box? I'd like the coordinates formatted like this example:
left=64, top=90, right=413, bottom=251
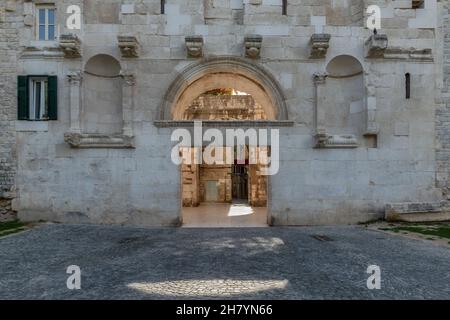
left=17, top=76, right=29, bottom=120
left=17, top=75, right=58, bottom=121
left=47, top=76, right=58, bottom=120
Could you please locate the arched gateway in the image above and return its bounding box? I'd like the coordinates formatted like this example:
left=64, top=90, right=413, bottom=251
left=158, top=56, right=289, bottom=121
left=158, top=57, right=289, bottom=227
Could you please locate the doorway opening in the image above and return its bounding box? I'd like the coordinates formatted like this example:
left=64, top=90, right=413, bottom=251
left=181, top=145, right=268, bottom=227
left=232, top=164, right=248, bottom=201
left=179, top=87, right=270, bottom=227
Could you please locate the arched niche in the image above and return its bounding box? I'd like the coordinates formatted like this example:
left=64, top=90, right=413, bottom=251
left=159, top=57, right=289, bottom=121
left=323, top=55, right=365, bottom=136
left=326, top=55, right=363, bottom=78
left=83, top=54, right=123, bottom=134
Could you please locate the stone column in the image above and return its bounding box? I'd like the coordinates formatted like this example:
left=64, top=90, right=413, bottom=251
left=121, top=73, right=135, bottom=137
left=67, top=71, right=82, bottom=133
left=364, top=74, right=379, bottom=135
left=313, top=72, right=328, bottom=133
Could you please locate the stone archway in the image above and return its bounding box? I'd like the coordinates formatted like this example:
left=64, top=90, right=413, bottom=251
left=159, top=56, right=288, bottom=121
left=160, top=57, right=286, bottom=227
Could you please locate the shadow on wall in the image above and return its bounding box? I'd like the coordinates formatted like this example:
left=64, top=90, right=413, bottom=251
left=324, top=55, right=365, bottom=136
left=83, top=54, right=123, bottom=134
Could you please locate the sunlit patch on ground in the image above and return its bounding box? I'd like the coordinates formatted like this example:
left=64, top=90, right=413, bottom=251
left=227, top=204, right=254, bottom=217
left=128, top=279, right=289, bottom=298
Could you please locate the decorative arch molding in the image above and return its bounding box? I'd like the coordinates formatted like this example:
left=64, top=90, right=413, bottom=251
left=157, top=56, right=290, bottom=123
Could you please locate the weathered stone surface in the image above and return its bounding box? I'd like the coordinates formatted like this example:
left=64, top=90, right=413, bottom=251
left=385, top=202, right=450, bottom=222
left=59, top=34, right=81, bottom=58
left=314, top=130, right=359, bottom=149
left=185, top=36, right=203, bottom=58
left=309, top=33, right=330, bottom=59
left=365, top=34, right=389, bottom=59
left=64, top=133, right=135, bottom=149
left=0, top=1, right=19, bottom=221
left=118, top=35, right=140, bottom=58
left=436, top=2, right=450, bottom=205
left=0, top=0, right=448, bottom=227
left=244, top=34, right=262, bottom=59
left=1, top=224, right=450, bottom=299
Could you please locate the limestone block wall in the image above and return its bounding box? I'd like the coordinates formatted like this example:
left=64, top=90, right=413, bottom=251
left=248, top=164, right=267, bottom=207
left=322, top=76, right=365, bottom=136
left=205, top=0, right=244, bottom=25
left=199, top=165, right=232, bottom=203
left=182, top=163, right=200, bottom=207
left=437, top=1, right=450, bottom=198
left=6, top=0, right=448, bottom=225
left=0, top=1, right=21, bottom=221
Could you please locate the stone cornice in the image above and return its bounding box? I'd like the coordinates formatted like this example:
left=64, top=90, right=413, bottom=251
left=153, top=120, right=295, bottom=128
left=64, top=133, right=135, bottom=149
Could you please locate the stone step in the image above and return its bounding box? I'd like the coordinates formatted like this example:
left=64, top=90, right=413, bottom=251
left=385, top=202, right=450, bottom=222
left=389, top=212, right=450, bottom=223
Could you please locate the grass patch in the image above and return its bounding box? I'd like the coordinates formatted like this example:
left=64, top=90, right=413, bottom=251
left=0, top=220, right=28, bottom=237
left=0, top=220, right=25, bottom=232
left=388, top=224, right=450, bottom=240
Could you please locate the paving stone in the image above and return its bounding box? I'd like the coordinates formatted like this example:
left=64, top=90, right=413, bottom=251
left=0, top=224, right=449, bottom=299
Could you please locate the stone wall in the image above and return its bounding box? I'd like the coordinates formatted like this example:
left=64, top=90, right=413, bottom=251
left=437, top=1, right=450, bottom=199
left=0, top=1, right=20, bottom=221
left=199, top=165, right=232, bottom=203
left=6, top=0, right=448, bottom=226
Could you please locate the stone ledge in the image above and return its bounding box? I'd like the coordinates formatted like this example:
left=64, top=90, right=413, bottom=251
left=364, top=34, right=433, bottom=61
left=16, top=121, right=49, bottom=132
left=385, top=202, right=450, bottom=222
left=365, top=34, right=388, bottom=58
left=314, top=130, right=359, bottom=149
left=64, top=132, right=135, bottom=149
left=384, top=47, right=433, bottom=62
left=21, top=46, right=64, bottom=59
left=153, top=120, right=295, bottom=128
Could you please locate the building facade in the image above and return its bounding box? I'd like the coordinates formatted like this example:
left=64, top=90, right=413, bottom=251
left=0, top=0, right=449, bottom=226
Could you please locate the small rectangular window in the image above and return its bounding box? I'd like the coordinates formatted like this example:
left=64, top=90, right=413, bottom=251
left=405, top=73, right=411, bottom=99
left=36, top=6, right=56, bottom=41
left=161, top=0, right=165, bottom=14
left=282, top=0, right=287, bottom=15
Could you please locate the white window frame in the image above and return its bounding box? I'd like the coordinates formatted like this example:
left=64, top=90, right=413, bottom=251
left=29, top=77, right=49, bottom=121
left=36, top=5, right=56, bottom=41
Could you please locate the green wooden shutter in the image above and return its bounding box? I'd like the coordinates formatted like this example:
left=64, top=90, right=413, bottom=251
left=17, top=76, right=29, bottom=120
left=47, top=76, right=58, bottom=120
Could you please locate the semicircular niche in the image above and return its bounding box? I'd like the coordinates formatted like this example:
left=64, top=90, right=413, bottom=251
left=83, top=54, right=123, bottom=134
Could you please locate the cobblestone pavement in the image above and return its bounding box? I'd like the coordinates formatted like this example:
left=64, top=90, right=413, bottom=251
left=0, top=223, right=449, bottom=299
